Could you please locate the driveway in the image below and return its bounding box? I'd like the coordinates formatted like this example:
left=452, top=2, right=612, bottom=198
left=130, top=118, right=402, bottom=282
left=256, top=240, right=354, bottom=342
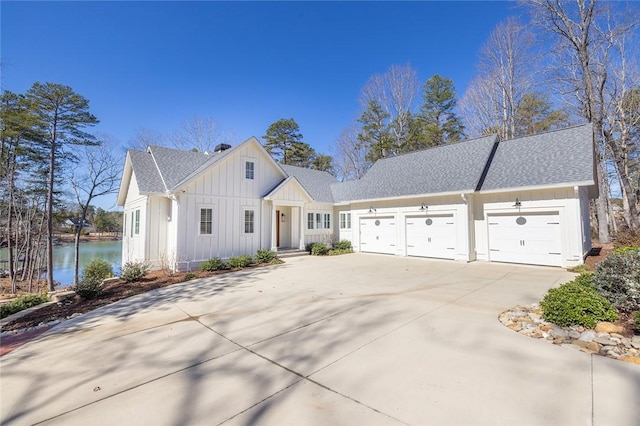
left=1, top=254, right=638, bottom=425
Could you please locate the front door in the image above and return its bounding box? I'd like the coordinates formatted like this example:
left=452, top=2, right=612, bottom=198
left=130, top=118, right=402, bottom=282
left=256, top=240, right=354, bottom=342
left=276, top=209, right=280, bottom=247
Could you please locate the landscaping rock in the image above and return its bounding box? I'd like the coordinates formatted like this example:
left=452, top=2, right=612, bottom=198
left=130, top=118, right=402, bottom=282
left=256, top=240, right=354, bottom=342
left=578, top=330, right=596, bottom=342
left=593, top=336, right=617, bottom=346
left=619, top=356, right=640, bottom=365
left=499, top=304, right=637, bottom=365
left=550, top=328, right=569, bottom=339
left=595, top=322, right=624, bottom=334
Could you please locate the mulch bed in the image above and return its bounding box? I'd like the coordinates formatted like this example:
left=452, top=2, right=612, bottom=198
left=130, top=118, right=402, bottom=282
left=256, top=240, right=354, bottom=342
left=0, top=266, right=270, bottom=332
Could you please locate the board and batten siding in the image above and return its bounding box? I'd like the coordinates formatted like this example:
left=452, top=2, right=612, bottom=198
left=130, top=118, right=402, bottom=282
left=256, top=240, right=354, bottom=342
left=122, top=172, right=147, bottom=265
left=303, top=202, right=335, bottom=245
left=172, top=143, right=285, bottom=269
left=474, top=187, right=587, bottom=267
left=144, top=196, right=171, bottom=269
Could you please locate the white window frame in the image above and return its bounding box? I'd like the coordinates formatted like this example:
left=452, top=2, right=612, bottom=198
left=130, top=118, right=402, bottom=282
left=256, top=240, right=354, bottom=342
left=307, top=211, right=332, bottom=230
left=340, top=212, right=351, bottom=229
left=245, top=161, right=255, bottom=180
left=199, top=207, right=213, bottom=235
left=244, top=209, right=255, bottom=234
left=134, top=209, right=140, bottom=235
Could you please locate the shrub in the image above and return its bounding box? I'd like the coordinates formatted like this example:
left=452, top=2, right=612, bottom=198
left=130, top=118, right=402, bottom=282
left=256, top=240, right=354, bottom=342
left=255, top=250, right=278, bottom=264
left=121, top=261, right=150, bottom=283
left=82, top=259, right=113, bottom=284
left=613, top=246, right=640, bottom=255
left=635, top=312, right=640, bottom=332
left=567, top=264, right=590, bottom=273
left=200, top=258, right=227, bottom=271
left=74, top=279, right=103, bottom=299
left=183, top=272, right=197, bottom=281
left=593, top=248, right=640, bottom=313
left=227, top=255, right=252, bottom=269
left=74, top=259, right=114, bottom=299
left=540, top=273, right=618, bottom=328
left=310, top=242, right=327, bottom=256
left=328, top=248, right=353, bottom=256
left=332, top=240, right=352, bottom=250
left=0, top=294, right=50, bottom=319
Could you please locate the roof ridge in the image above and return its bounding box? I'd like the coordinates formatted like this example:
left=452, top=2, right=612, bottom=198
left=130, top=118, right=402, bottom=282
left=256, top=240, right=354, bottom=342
left=147, top=146, right=169, bottom=192
left=499, top=122, right=592, bottom=143
left=373, top=133, right=498, bottom=163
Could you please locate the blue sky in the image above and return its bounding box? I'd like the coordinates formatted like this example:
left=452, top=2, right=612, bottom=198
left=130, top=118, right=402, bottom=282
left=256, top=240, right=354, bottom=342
left=2, top=1, right=520, bottom=209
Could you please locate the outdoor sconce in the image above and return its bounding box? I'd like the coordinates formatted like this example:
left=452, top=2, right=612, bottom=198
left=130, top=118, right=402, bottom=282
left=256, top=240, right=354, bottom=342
left=368, top=207, right=377, bottom=213
left=419, top=203, right=428, bottom=211
left=280, top=213, right=286, bottom=222
left=513, top=198, right=522, bottom=208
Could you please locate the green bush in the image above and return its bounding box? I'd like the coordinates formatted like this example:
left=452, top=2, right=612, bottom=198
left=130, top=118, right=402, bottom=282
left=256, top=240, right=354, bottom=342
left=310, top=242, right=327, bottom=256
left=0, top=294, right=50, bottom=319
left=200, top=258, right=227, bottom=271
left=121, top=261, right=150, bottom=283
left=255, top=250, right=278, bottom=264
left=74, top=259, right=114, bottom=299
left=567, top=264, right=591, bottom=273
left=183, top=272, right=197, bottom=281
left=613, top=246, right=640, bottom=255
left=74, top=279, right=103, bottom=299
left=82, top=259, right=113, bottom=283
left=328, top=248, right=353, bottom=256
left=332, top=240, right=352, bottom=250
left=227, top=255, right=252, bottom=269
left=540, top=273, right=618, bottom=328
left=593, top=248, right=640, bottom=313
left=635, top=312, right=640, bottom=332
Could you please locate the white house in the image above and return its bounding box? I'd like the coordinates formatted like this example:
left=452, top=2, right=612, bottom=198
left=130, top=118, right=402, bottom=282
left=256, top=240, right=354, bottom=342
left=117, top=123, right=596, bottom=270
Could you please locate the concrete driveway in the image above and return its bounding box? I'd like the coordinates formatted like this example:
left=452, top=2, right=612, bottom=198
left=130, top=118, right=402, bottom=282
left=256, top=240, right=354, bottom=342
left=1, top=254, right=638, bottom=425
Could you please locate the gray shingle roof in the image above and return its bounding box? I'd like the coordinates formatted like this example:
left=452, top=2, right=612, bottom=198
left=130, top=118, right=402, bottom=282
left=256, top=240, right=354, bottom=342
left=125, top=124, right=594, bottom=204
left=331, top=134, right=498, bottom=202
left=128, top=150, right=165, bottom=193
left=280, top=164, right=338, bottom=203
left=479, top=124, right=594, bottom=191
left=148, top=145, right=211, bottom=190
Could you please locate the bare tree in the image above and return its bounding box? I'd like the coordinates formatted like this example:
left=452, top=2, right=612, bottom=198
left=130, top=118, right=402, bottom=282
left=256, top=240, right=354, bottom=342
left=171, top=115, right=234, bottom=153
left=127, top=127, right=166, bottom=151
left=524, top=0, right=640, bottom=239
left=460, top=17, right=537, bottom=139
left=70, top=138, right=122, bottom=285
left=332, top=124, right=370, bottom=181
left=360, top=64, right=419, bottom=153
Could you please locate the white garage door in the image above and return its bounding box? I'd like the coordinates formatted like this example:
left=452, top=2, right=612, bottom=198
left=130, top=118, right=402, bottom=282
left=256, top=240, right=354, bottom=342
left=360, top=217, right=396, bottom=255
left=488, top=213, right=562, bottom=267
left=405, top=214, right=456, bottom=259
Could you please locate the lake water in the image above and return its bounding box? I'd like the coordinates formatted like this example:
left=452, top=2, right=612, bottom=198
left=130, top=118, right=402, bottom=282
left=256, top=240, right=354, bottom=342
left=0, top=240, right=122, bottom=288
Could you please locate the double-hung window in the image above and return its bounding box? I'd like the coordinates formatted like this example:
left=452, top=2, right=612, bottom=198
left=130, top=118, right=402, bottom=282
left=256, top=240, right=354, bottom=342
left=307, top=212, right=332, bottom=230
left=244, top=210, right=255, bottom=234
left=339, top=212, right=351, bottom=229
left=200, top=208, right=213, bottom=235
left=245, top=161, right=254, bottom=180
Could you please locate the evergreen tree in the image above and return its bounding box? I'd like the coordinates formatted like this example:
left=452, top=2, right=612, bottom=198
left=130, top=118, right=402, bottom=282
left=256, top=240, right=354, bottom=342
left=413, top=75, right=464, bottom=149
left=357, top=99, right=394, bottom=162
left=514, top=92, right=570, bottom=137
left=26, top=82, right=99, bottom=291
left=263, top=118, right=315, bottom=167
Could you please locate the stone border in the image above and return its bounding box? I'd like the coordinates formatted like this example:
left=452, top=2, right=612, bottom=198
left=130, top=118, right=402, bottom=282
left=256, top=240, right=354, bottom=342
left=499, top=303, right=640, bottom=365
left=0, top=290, right=76, bottom=329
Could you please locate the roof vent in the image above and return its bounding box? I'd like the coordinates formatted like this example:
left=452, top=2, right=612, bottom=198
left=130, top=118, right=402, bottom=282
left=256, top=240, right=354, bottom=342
left=214, top=143, right=232, bottom=153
